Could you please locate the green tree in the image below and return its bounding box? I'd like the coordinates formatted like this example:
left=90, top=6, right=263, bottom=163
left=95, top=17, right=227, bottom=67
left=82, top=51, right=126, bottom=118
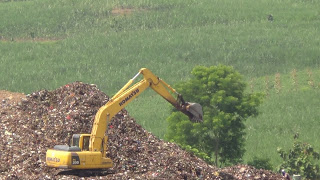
left=165, top=65, right=264, bottom=167
left=277, top=135, right=320, bottom=179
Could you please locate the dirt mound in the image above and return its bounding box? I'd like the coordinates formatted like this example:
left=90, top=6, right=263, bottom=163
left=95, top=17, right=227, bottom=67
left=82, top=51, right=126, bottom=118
left=0, top=82, right=285, bottom=179
left=0, top=90, right=25, bottom=104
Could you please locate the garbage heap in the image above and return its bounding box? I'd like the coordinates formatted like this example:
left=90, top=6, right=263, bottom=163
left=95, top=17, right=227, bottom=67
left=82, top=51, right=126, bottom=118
left=0, top=82, right=285, bottom=179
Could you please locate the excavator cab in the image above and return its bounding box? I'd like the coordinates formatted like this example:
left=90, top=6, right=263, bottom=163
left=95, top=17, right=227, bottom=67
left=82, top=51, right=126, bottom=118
left=51, top=134, right=90, bottom=152
left=69, top=134, right=90, bottom=151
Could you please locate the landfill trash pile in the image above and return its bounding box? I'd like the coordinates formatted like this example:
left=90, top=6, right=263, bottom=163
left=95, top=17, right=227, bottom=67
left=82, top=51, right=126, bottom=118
left=219, top=165, right=285, bottom=180
left=0, top=82, right=285, bottom=179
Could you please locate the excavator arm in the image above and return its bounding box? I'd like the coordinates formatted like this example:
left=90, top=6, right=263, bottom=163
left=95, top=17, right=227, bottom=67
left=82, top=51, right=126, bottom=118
left=90, top=68, right=203, bottom=152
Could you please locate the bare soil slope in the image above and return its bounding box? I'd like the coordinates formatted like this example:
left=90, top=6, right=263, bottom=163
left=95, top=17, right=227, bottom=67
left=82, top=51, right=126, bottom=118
left=0, top=90, right=25, bottom=104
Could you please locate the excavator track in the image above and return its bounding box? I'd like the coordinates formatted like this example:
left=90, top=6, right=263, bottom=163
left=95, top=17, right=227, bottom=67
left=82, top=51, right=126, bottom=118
left=57, top=169, right=115, bottom=177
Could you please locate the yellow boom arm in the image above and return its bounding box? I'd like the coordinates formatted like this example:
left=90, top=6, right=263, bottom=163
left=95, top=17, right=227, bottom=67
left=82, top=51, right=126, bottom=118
left=90, top=68, right=202, bottom=152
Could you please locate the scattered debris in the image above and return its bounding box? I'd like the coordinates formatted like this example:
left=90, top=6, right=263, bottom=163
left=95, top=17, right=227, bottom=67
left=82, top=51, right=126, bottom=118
left=0, top=82, right=285, bottom=179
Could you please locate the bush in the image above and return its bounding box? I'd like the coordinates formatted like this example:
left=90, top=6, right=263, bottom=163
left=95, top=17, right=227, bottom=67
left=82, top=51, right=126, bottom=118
left=277, top=135, right=320, bottom=179
left=247, top=156, right=273, bottom=170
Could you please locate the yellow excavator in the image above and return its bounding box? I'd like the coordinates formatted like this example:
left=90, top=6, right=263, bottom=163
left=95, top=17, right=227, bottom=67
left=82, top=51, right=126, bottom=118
left=46, top=68, right=203, bottom=170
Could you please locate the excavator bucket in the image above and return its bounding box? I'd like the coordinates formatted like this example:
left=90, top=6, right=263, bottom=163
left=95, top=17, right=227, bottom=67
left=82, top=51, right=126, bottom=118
left=186, top=103, right=203, bottom=122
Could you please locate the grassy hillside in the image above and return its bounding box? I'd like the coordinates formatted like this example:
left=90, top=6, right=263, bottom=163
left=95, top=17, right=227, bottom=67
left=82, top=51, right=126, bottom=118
left=1, top=0, right=319, bottom=170
left=244, top=69, right=320, bottom=168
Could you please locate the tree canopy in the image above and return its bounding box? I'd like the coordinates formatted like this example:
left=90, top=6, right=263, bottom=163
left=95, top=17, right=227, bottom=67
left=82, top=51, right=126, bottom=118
left=165, top=65, right=264, bottom=166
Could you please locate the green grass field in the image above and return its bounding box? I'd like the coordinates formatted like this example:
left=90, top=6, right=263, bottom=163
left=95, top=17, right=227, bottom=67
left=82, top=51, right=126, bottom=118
left=244, top=69, right=320, bottom=169
left=1, top=0, right=319, bottom=170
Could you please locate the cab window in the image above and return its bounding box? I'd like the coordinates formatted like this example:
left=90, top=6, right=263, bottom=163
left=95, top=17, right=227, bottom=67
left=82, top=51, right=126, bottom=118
left=71, top=135, right=80, bottom=147
left=83, top=136, right=90, bottom=151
